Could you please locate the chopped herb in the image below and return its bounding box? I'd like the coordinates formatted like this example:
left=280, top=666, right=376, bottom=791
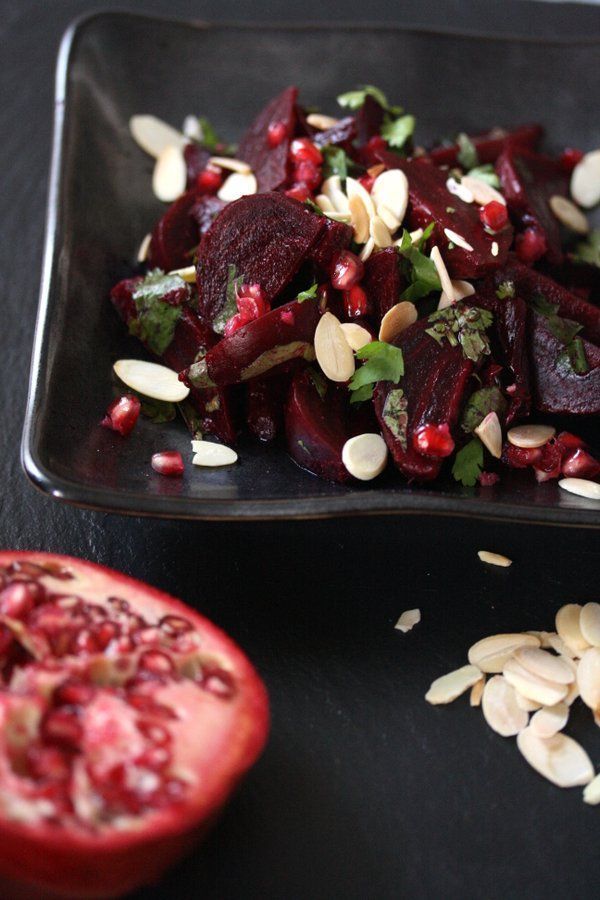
left=461, top=386, right=508, bottom=433
left=456, top=133, right=479, bottom=170
left=496, top=280, right=515, bottom=300
left=426, top=304, right=493, bottom=363
left=380, top=114, right=415, bottom=151
left=447, top=242, right=455, bottom=250
left=212, top=264, right=242, bottom=335
left=198, top=116, right=220, bottom=150
left=396, top=227, right=441, bottom=301
left=296, top=283, right=319, bottom=303
left=559, top=337, right=589, bottom=375
left=530, top=292, right=589, bottom=374
left=466, top=163, right=501, bottom=189
left=336, top=85, right=402, bottom=115
left=446, top=206, right=456, bottom=214
left=307, top=367, right=327, bottom=399
left=572, top=229, right=600, bottom=268
left=348, top=341, right=404, bottom=403
left=129, top=269, right=188, bottom=356
left=382, top=388, right=408, bottom=449
left=321, top=145, right=349, bottom=180
left=452, top=437, right=484, bottom=487
left=139, top=397, right=177, bottom=424
left=304, top=198, right=324, bottom=216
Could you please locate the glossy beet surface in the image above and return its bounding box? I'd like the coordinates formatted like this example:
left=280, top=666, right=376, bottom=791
left=238, top=87, right=297, bottom=192
left=530, top=314, right=600, bottom=415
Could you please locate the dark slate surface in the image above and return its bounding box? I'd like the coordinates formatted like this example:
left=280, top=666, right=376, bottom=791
left=1, top=2, right=599, bottom=898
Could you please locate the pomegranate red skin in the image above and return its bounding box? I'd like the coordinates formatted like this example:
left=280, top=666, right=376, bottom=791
left=0, top=552, right=269, bottom=900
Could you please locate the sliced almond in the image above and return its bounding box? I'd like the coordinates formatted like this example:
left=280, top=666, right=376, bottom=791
left=517, top=727, right=594, bottom=788
left=558, top=478, right=600, bottom=501
left=359, top=237, right=376, bottom=262
left=503, top=657, right=568, bottom=707
left=208, top=156, right=251, bottom=174
left=460, top=175, right=506, bottom=207
left=371, top=169, right=409, bottom=232
left=346, top=176, right=376, bottom=218
left=137, top=233, right=152, bottom=263
left=321, top=176, right=350, bottom=214
left=394, top=608, right=421, bottom=633
left=546, top=633, right=576, bottom=659
left=367, top=164, right=386, bottom=179
left=570, top=149, right=600, bottom=208
left=339, top=323, right=371, bottom=352
left=477, top=550, right=512, bottom=568
left=446, top=177, right=473, bottom=204
left=583, top=772, right=600, bottom=805
left=182, top=114, right=202, bottom=141
left=580, top=602, right=600, bottom=647
left=370, top=215, right=393, bottom=248
left=443, top=228, right=474, bottom=252
left=507, top=424, right=555, bottom=449
left=516, top=694, right=542, bottom=712
left=491, top=241, right=499, bottom=257
left=482, top=675, right=528, bottom=736
left=549, top=195, right=589, bottom=234
left=577, top=647, right=600, bottom=711
left=527, top=630, right=555, bottom=649
left=409, top=228, right=423, bottom=244
left=113, top=359, right=190, bottom=402
left=468, top=633, right=540, bottom=674
left=192, top=443, right=238, bottom=467
left=348, top=194, right=370, bottom=244
left=315, top=193, right=335, bottom=213
left=555, top=604, right=591, bottom=655
left=167, top=265, right=196, bottom=283
left=530, top=703, right=569, bottom=739
left=470, top=678, right=485, bottom=706
left=561, top=656, right=580, bottom=705
left=512, top=647, right=575, bottom=685
left=438, top=278, right=475, bottom=310
left=306, top=113, right=340, bottom=130
left=129, top=115, right=187, bottom=158
left=217, top=172, right=257, bottom=202
left=425, top=665, right=483, bottom=705
left=152, top=145, right=187, bottom=202
left=314, top=312, right=355, bottom=383
left=430, top=246, right=454, bottom=301
left=341, top=433, right=388, bottom=482
left=378, top=301, right=418, bottom=344
left=324, top=210, right=352, bottom=223
left=474, top=412, right=502, bottom=459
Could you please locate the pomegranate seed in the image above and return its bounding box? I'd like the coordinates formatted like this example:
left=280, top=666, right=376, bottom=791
left=280, top=309, right=295, bottom=325
left=0, top=581, right=41, bottom=619
left=533, top=439, right=563, bottom=482
left=294, top=160, right=322, bottom=191
left=267, top=120, right=288, bottom=147
left=479, top=201, right=509, bottom=232
left=236, top=297, right=262, bottom=321
left=358, top=173, right=376, bottom=193
left=561, top=448, right=600, bottom=479
left=330, top=250, right=364, bottom=291
left=285, top=184, right=311, bottom=202
left=27, top=745, right=70, bottom=781
left=343, top=285, right=368, bottom=319
left=135, top=626, right=163, bottom=646
left=101, top=395, right=141, bottom=436
left=559, top=147, right=584, bottom=173
left=54, top=680, right=95, bottom=707
left=137, top=721, right=171, bottom=745
left=196, top=165, right=222, bottom=193
left=237, top=282, right=267, bottom=304
left=515, top=227, right=547, bottom=264
left=94, top=621, right=119, bottom=649
left=70, top=629, right=100, bottom=654
left=223, top=312, right=252, bottom=337
left=235, top=283, right=270, bottom=320
left=160, top=615, right=193, bottom=636
left=135, top=746, right=171, bottom=771
left=503, top=443, right=543, bottom=469
left=42, top=708, right=82, bottom=749
left=412, top=423, right=455, bottom=458
left=289, top=137, right=323, bottom=165
left=151, top=451, right=184, bottom=477
left=478, top=471, right=500, bottom=487
left=138, top=651, right=175, bottom=676
left=556, top=431, right=587, bottom=451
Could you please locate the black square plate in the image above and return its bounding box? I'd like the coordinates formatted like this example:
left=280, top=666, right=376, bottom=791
left=22, top=11, right=600, bottom=523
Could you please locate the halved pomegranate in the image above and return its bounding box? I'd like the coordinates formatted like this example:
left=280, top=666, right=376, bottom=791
left=0, top=552, right=269, bottom=898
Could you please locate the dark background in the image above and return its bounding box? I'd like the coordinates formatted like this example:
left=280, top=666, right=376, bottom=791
left=1, top=1, right=600, bottom=898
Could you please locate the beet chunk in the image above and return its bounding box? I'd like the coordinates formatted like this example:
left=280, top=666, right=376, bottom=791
left=247, top=373, right=291, bottom=442
left=147, top=190, right=200, bottom=271
left=238, top=86, right=297, bottom=192
left=308, top=217, right=353, bottom=273
left=428, top=124, right=543, bottom=168
left=373, top=320, right=474, bottom=481
left=530, top=313, right=600, bottom=415
left=374, top=153, right=512, bottom=278
left=195, top=192, right=326, bottom=328
left=354, top=95, right=385, bottom=146
left=496, top=146, right=568, bottom=265
left=190, top=195, right=226, bottom=238
left=363, top=247, right=404, bottom=318
left=285, top=369, right=352, bottom=483
left=183, top=143, right=211, bottom=189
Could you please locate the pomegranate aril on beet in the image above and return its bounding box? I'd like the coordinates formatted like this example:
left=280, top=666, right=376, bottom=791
left=559, top=147, right=584, bottom=172
left=293, top=160, right=322, bottom=191
left=151, top=451, right=184, bottom=477
left=289, top=137, right=323, bottom=165
left=238, top=86, right=297, bottom=192
left=412, top=423, right=455, bottom=459
left=503, top=443, right=543, bottom=469
left=267, top=120, right=288, bottom=147
left=556, top=431, right=587, bottom=451
left=331, top=250, right=364, bottom=291
left=561, top=448, right=600, bottom=479
left=515, top=227, right=547, bottom=264
left=285, top=184, right=311, bottom=202
left=196, top=164, right=223, bottom=193
left=479, top=201, right=509, bottom=232
left=343, top=284, right=368, bottom=319
left=101, top=394, right=141, bottom=436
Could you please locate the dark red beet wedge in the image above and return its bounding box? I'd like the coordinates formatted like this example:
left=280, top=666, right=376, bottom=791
left=373, top=320, right=474, bottom=481
left=238, top=86, right=297, bottom=192
left=496, top=145, right=568, bottom=266
left=374, top=153, right=513, bottom=278
left=428, top=124, right=543, bottom=167
left=183, top=144, right=212, bottom=189
left=309, top=217, right=353, bottom=273
left=148, top=190, right=200, bottom=272
left=362, top=247, right=404, bottom=318
left=246, top=373, right=291, bottom=442
left=354, top=95, right=386, bottom=147
left=190, top=196, right=227, bottom=238
left=195, top=192, right=326, bottom=328
left=530, top=313, right=600, bottom=415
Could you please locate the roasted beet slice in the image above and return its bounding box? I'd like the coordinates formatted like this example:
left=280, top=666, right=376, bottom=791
left=363, top=247, right=404, bottom=318
left=373, top=320, right=474, bottom=481
left=496, top=146, right=568, bottom=265
left=190, top=195, right=227, bottom=238
left=428, top=124, right=543, bottom=168
left=246, top=373, right=291, bottom=442
left=238, top=86, right=297, bottom=192
left=354, top=95, right=385, bottom=146
left=285, top=369, right=351, bottom=483
left=374, top=153, right=512, bottom=278
left=183, top=143, right=211, bottom=189
left=185, top=297, right=320, bottom=389
left=530, top=313, right=600, bottom=415
left=148, top=190, right=200, bottom=271
left=308, top=217, right=353, bottom=273
left=196, top=192, right=326, bottom=328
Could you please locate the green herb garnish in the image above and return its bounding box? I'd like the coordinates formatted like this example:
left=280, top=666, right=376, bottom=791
left=425, top=304, right=493, bottom=363
left=129, top=269, right=187, bottom=355
left=496, top=280, right=515, bottom=300
left=572, top=229, right=600, bottom=268
left=452, top=437, right=484, bottom=487
left=466, top=163, right=500, bottom=189
left=348, top=341, right=404, bottom=403
left=456, top=133, right=479, bottom=170
left=212, top=264, right=243, bottom=335
left=397, top=226, right=442, bottom=301
left=380, top=114, right=415, bottom=151
left=461, top=386, right=508, bottom=433
left=296, top=283, right=319, bottom=303
left=336, top=85, right=402, bottom=115
left=382, top=388, right=408, bottom=449
left=530, top=292, right=589, bottom=374
left=304, top=198, right=324, bottom=216
left=320, top=145, right=349, bottom=180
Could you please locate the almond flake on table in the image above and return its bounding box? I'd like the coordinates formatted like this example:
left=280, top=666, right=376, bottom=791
left=555, top=604, right=591, bottom=655
left=580, top=603, right=600, bottom=647
left=530, top=703, right=569, bottom=739
left=558, top=478, right=600, bottom=501
left=468, top=633, right=540, bottom=674
left=341, top=433, right=388, bottom=482
left=516, top=728, right=594, bottom=789
left=583, top=773, right=600, bottom=805
left=477, top=550, right=512, bottom=567
left=482, top=676, right=529, bottom=737
left=394, top=609, right=421, bottom=633
left=425, top=665, right=482, bottom=705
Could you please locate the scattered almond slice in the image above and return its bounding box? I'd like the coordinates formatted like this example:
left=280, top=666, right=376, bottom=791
left=359, top=237, right=376, bottom=262
left=409, top=228, right=423, bottom=244
left=580, top=603, right=600, bottom=647
left=583, top=772, right=600, bottom=805
left=527, top=630, right=555, bottom=649
left=339, top=323, right=371, bottom=352
left=306, top=113, right=340, bottom=130
left=371, top=169, right=408, bottom=231
left=470, top=678, right=485, bottom=706
left=137, top=233, right=152, bottom=263
left=315, top=193, right=335, bottom=213
left=516, top=693, right=542, bottom=713
left=113, top=359, right=190, bottom=402
left=437, top=279, right=475, bottom=310
left=482, top=675, right=529, bottom=737
left=394, top=609, right=421, bottom=633
left=555, top=604, right=591, bottom=655
left=321, top=176, right=350, bottom=214
left=474, top=412, right=502, bottom=459
left=477, top=551, right=512, bottom=568
left=558, top=478, right=600, bottom=501
left=561, top=657, right=580, bottom=705
left=460, top=175, right=506, bottom=207
left=507, top=424, right=555, bottom=449
left=530, top=703, right=569, bottom=739
left=348, top=194, right=370, bottom=244
left=167, top=265, right=196, bottom=283
left=341, top=433, right=388, bottom=481
left=324, top=210, right=352, bottom=223
left=577, top=647, right=600, bottom=711
left=503, top=657, right=568, bottom=707
left=549, top=195, right=589, bottom=234
left=314, top=312, right=355, bottom=383
left=570, top=149, right=600, bottom=208
left=446, top=176, right=473, bottom=204
left=491, top=241, right=499, bottom=257
left=217, top=172, right=257, bottom=202
left=129, top=115, right=187, bottom=158
left=443, top=228, right=474, bottom=252
left=192, top=443, right=238, bottom=467
left=346, top=176, right=376, bottom=218
left=378, top=301, right=418, bottom=343
left=208, top=156, right=251, bottom=174
left=425, top=665, right=482, bottom=705
left=517, top=728, right=594, bottom=788
left=546, top=633, right=576, bottom=659
left=182, top=114, right=202, bottom=141
left=152, top=145, right=187, bottom=202
left=430, top=246, right=454, bottom=301
left=468, top=633, right=540, bottom=674
left=370, top=215, right=393, bottom=248
left=512, top=647, right=575, bottom=685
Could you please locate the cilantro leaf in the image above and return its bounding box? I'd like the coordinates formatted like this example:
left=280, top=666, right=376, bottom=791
left=212, top=264, right=242, bottom=335
left=426, top=304, right=493, bottom=363
left=321, top=145, right=349, bottom=180
left=129, top=269, right=188, bottom=356
left=381, top=388, right=408, bottom=449
left=572, top=229, right=600, bottom=268
left=304, top=198, right=324, bottom=216
left=452, top=437, right=484, bottom=487
left=198, top=116, right=220, bottom=150
left=466, top=164, right=500, bottom=189
left=348, top=341, right=404, bottom=402
left=336, top=85, right=402, bottom=115
left=530, top=292, right=589, bottom=374
left=461, top=386, right=508, bottom=433
left=381, top=114, right=415, bottom=151
left=349, top=383, right=375, bottom=404
left=396, top=228, right=441, bottom=301
left=561, top=337, right=589, bottom=374
left=456, top=133, right=479, bottom=170
left=296, top=283, right=319, bottom=302
left=140, top=397, right=177, bottom=424
left=496, top=280, right=515, bottom=300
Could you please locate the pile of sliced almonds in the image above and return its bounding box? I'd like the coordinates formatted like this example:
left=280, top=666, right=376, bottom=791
left=425, top=602, right=600, bottom=803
